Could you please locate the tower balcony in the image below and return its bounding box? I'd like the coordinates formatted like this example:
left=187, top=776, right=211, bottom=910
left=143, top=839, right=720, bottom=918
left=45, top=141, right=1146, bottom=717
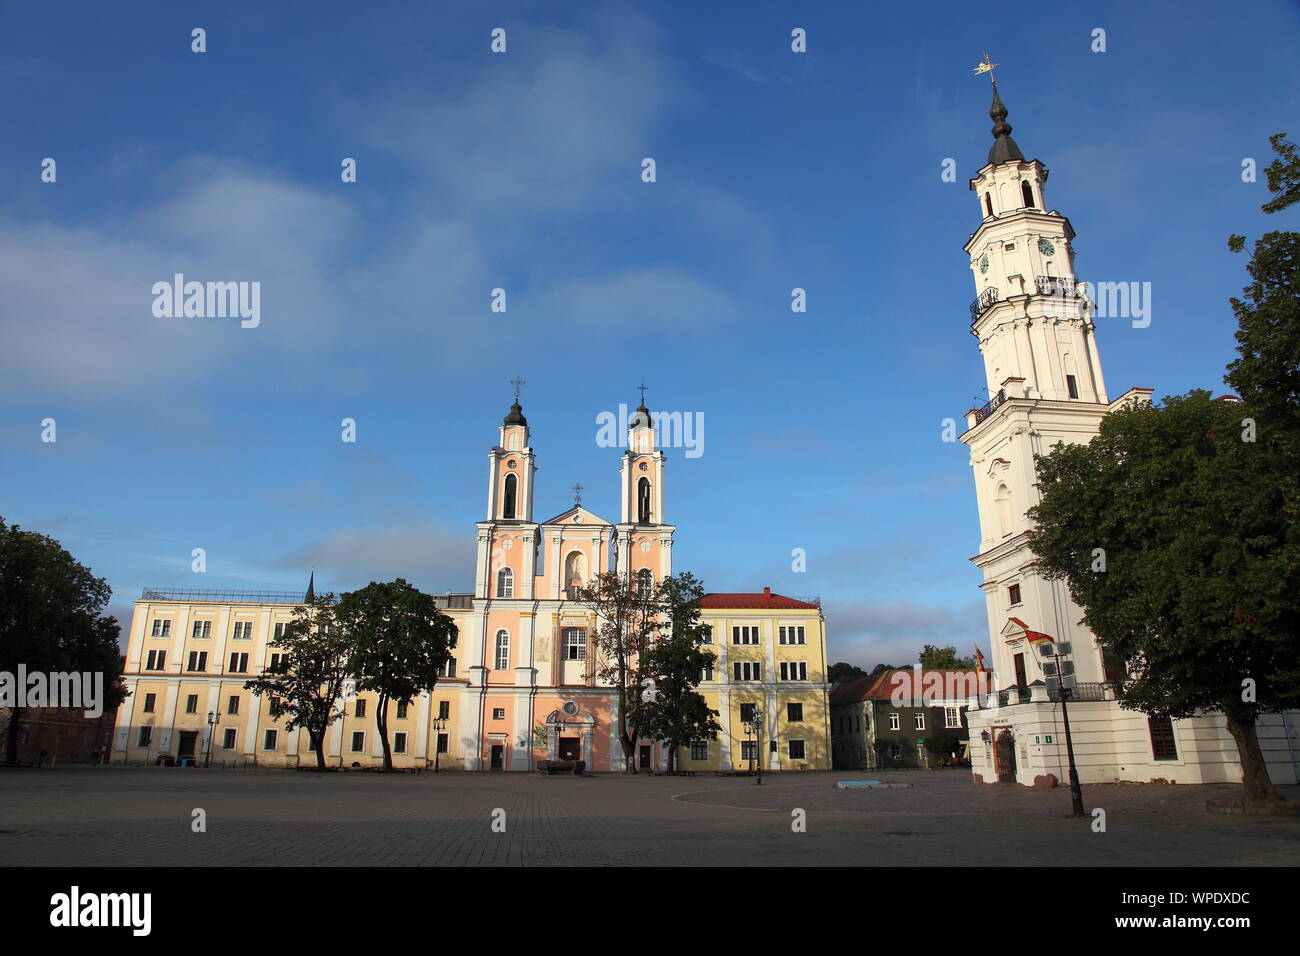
left=972, top=388, right=1007, bottom=425
left=969, top=286, right=1000, bottom=322
left=1034, top=274, right=1084, bottom=298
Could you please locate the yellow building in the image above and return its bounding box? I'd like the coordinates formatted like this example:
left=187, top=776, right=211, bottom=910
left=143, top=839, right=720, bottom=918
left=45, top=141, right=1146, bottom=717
left=111, top=396, right=831, bottom=772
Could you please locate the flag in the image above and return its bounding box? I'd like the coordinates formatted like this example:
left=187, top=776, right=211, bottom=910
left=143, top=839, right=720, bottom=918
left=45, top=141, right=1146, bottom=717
left=974, top=645, right=987, bottom=671
left=1009, top=616, right=1054, bottom=643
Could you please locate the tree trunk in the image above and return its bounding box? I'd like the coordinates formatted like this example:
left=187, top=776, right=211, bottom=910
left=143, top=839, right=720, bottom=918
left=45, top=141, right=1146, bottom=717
left=1224, top=710, right=1281, bottom=804
left=377, top=694, right=393, bottom=771
left=5, top=706, right=21, bottom=767
left=312, top=728, right=327, bottom=770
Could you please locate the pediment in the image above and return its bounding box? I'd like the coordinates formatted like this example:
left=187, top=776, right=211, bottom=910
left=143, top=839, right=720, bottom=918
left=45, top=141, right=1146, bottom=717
left=541, top=505, right=611, bottom=527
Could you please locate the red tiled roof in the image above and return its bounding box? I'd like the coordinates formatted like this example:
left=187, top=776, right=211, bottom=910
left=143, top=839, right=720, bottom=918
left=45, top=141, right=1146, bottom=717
left=700, top=588, right=818, bottom=610
left=830, top=668, right=990, bottom=705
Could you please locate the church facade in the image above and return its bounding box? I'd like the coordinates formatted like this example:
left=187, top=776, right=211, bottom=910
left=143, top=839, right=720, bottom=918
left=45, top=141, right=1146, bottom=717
left=958, top=84, right=1300, bottom=787
left=111, top=398, right=831, bottom=772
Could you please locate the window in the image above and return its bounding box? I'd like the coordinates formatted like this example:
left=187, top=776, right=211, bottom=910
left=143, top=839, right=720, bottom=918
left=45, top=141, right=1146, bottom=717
left=185, top=694, right=198, bottom=714
left=984, top=192, right=993, bottom=217
left=787, top=702, right=804, bottom=722
left=690, top=740, right=708, bottom=761
left=263, top=729, right=278, bottom=750
left=945, top=706, right=961, bottom=729
left=269, top=653, right=288, bottom=672
left=442, top=657, right=457, bottom=679
left=396, top=701, right=409, bottom=720
left=914, top=713, right=926, bottom=730
left=492, top=708, right=506, bottom=720
left=778, top=626, right=806, bottom=645
left=1008, top=583, right=1022, bottom=606
left=137, top=727, right=152, bottom=747
left=637, top=476, right=652, bottom=523
left=273, top=622, right=288, bottom=641
left=394, top=733, right=408, bottom=754
left=732, top=626, right=759, bottom=645
left=221, top=728, right=237, bottom=750
left=233, top=621, right=253, bottom=640
left=699, top=625, right=713, bottom=644
left=227, top=695, right=239, bottom=715
left=700, top=662, right=714, bottom=682
left=740, top=740, right=757, bottom=761
left=733, top=661, right=762, bottom=681
left=563, top=628, right=587, bottom=660
left=497, top=566, right=514, bottom=598
left=145, top=650, right=166, bottom=671
left=351, top=731, right=365, bottom=753
left=1066, top=374, right=1079, bottom=399
left=1149, top=716, right=1178, bottom=761
left=150, top=619, right=171, bottom=637
left=739, top=702, right=756, bottom=723
left=186, top=651, right=207, bottom=672
left=142, top=693, right=156, bottom=714
left=888, top=712, right=900, bottom=731
left=788, top=740, right=806, bottom=760
left=502, top=473, right=517, bottom=519
left=889, top=743, right=902, bottom=760
left=1021, top=180, right=1035, bottom=208
left=191, top=620, right=211, bottom=639
left=355, top=700, right=366, bottom=718
left=779, top=661, right=808, bottom=681
left=436, top=733, right=449, bottom=755
left=438, top=700, right=450, bottom=720
left=228, top=652, right=249, bottom=673
left=494, top=630, right=510, bottom=670
left=636, top=568, right=653, bottom=598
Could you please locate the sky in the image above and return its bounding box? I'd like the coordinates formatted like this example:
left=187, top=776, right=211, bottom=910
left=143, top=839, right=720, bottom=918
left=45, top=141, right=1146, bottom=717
left=2, top=1, right=1298, bottom=668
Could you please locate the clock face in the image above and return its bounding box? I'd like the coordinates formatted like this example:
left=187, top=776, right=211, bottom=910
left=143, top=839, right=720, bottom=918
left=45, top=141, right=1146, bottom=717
left=979, top=254, right=989, bottom=274
left=1038, top=238, right=1056, bottom=256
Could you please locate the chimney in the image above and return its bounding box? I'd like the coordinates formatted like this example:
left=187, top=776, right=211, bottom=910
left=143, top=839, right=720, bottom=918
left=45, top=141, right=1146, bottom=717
left=763, top=587, right=771, bottom=597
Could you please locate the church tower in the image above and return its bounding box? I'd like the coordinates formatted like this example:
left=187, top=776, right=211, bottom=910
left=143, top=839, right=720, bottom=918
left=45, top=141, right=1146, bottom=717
left=475, top=382, right=540, bottom=601
left=960, top=81, right=1146, bottom=704
left=614, top=391, right=675, bottom=588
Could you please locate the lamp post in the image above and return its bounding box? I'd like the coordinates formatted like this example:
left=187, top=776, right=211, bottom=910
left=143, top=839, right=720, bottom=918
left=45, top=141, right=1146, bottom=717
left=743, top=706, right=765, bottom=785
left=1050, top=644, right=1086, bottom=817
left=432, top=716, right=446, bottom=773
left=204, top=711, right=218, bottom=768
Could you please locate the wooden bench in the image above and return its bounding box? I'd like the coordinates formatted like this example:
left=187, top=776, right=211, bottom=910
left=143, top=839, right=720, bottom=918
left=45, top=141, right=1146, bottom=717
left=536, top=760, right=585, bottom=776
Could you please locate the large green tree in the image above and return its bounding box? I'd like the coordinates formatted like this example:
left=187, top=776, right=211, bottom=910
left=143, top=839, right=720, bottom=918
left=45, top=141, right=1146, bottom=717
left=638, top=572, right=720, bottom=772
left=244, top=594, right=351, bottom=770
left=918, top=645, right=977, bottom=670
left=0, top=519, right=126, bottom=766
left=828, top=661, right=869, bottom=684
left=338, top=579, right=457, bottom=771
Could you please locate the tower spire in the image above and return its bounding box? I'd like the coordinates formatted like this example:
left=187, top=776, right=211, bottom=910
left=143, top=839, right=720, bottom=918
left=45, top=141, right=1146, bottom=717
left=974, top=54, right=1024, bottom=166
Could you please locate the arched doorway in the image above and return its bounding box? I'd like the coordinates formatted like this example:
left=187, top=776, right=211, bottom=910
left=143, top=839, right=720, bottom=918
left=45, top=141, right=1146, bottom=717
left=994, top=729, right=1017, bottom=783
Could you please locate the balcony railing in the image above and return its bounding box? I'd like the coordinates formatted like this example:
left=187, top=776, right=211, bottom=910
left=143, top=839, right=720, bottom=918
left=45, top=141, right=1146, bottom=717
left=973, top=389, right=1007, bottom=426
left=1035, top=275, right=1084, bottom=298
left=969, top=286, right=1000, bottom=322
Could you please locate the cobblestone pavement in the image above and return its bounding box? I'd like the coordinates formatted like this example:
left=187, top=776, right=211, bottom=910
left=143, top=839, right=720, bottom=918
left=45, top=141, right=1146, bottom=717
left=0, top=767, right=1296, bottom=866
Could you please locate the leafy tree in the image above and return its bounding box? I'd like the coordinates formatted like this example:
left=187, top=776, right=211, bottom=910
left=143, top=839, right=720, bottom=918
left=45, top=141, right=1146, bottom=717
left=0, top=519, right=126, bottom=766
left=869, top=662, right=900, bottom=677
left=337, top=579, right=457, bottom=771
left=828, top=661, right=868, bottom=684
left=244, top=594, right=351, bottom=771
left=638, top=572, right=721, bottom=772
left=918, top=644, right=976, bottom=670
left=575, top=570, right=664, bottom=773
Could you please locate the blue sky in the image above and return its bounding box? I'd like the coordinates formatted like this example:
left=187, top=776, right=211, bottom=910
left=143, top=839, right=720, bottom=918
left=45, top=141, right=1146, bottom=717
left=2, top=1, right=1298, bottom=667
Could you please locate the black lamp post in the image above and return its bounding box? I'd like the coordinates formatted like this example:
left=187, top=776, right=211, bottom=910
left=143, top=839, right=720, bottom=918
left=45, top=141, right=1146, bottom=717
left=1050, top=644, right=1086, bottom=817
left=204, top=711, right=218, bottom=768
left=432, top=716, right=446, bottom=773
left=742, top=707, right=765, bottom=785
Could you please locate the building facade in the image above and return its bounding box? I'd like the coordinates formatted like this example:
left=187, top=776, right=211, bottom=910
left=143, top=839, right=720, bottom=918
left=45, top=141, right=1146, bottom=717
left=111, top=398, right=831, bottom=772
left=958, top=83, right=1300, bottom=787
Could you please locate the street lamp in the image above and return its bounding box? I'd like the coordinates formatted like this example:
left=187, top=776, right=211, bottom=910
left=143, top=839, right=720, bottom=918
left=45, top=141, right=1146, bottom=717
left=1042, top=642, right=1085, bottom=817
left=432, top=716, right=446, bottom=773
left=204, top=711, right=218, bottom=769
left=743, top=706, right=765, bottom=785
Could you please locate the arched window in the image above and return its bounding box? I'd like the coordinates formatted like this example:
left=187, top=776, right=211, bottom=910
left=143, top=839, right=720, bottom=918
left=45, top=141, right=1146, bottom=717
left=507, top=433, right=520, bottom=451
left=496, top=566, right=514, bottom=598
left=494, top=629, right=510, bottom=670
left=637, top=477, right=652, bottom=524
left=984, top=192, right=993, bottom=217
left=1021, top=180, right=1035, bottom=208
left=502, top=473, right=517, bottom=519
left=995, top=484, right=1013, bottom=537
left=636, top=568, right=653, bottom=599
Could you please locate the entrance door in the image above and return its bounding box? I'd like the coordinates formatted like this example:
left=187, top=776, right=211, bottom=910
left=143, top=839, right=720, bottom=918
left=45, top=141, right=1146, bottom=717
left=490, top=745, right=504, bottom=770
left=177, top=732, right=197, bottom=760
left=558, top=737, right=580, bottom=761
left=639, top=745, right=652, bottom=770
left=994, top=730, right=1016, bottom=783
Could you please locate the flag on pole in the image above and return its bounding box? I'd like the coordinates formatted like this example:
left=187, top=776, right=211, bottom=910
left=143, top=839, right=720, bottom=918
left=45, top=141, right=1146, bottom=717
left=1008, top=616, right=1054, bottom=643
left=974, top=645, right=987, bottom=671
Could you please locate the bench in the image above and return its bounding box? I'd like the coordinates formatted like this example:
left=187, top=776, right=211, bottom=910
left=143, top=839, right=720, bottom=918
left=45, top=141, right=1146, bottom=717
left=536, top=760, right=585, bottom=776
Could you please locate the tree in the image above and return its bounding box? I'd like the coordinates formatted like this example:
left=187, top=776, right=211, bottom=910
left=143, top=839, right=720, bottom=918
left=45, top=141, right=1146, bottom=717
left=869, top=663, right=901, bottom=678
left=337, top=579, right=458, bottom=771
left=1027, top=391, right=1298, bottom=804
left=638, top=572, right=721, bottom=772
left=828, top=661, right=868, bottom=684
left=0, top=519, right=126, bottom=766
left=918, top=645, right=976, bottom=670
left=244, top=594, right=351, bottom=770
left=575, top=570, right=665, bottom=773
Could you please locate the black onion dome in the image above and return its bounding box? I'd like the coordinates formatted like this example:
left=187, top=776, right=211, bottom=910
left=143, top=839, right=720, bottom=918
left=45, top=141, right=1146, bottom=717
left=987, top=85, right=1024, bottom=165
left=503, top=401, right=527, bottom=426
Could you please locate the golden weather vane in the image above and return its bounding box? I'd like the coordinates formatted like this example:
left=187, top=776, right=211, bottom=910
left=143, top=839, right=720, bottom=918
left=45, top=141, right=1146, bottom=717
left=973, top=52, right=999, bottom=86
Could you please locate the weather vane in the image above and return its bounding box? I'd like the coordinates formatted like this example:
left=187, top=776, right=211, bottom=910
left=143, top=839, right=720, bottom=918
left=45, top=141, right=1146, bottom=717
left=510, top=375, right=525, bottom=401
left=572, top=483, right=583, bottom=506
left=973, top=52, right=999, bottom=86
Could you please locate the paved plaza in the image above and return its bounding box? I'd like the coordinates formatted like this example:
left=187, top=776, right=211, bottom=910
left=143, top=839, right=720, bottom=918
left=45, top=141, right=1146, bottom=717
left=1, top=767, right=1296, bottom=866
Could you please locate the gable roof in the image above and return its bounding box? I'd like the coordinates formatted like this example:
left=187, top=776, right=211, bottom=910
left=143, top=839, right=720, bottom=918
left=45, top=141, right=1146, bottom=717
left=539, top=505, right=611, bottom=527
left=699, top=588, right=819, bottom=610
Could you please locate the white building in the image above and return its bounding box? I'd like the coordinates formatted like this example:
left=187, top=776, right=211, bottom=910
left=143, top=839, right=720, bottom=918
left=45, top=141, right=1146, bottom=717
left=958, top=82, right=1300, bottom=787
